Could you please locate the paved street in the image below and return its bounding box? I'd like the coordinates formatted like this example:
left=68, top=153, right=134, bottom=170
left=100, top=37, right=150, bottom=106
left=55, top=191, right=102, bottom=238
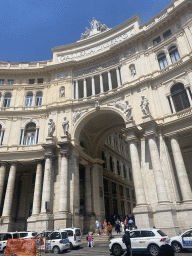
left=45, top=242, right=192, bottom=256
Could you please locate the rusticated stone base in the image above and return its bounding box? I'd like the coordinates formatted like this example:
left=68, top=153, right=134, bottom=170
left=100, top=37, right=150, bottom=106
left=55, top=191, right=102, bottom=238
left=133, top=205, right=154, bottom=228
left=54, top=212, right=72, bottom=230
left=0, top=217, right=14, bottom=232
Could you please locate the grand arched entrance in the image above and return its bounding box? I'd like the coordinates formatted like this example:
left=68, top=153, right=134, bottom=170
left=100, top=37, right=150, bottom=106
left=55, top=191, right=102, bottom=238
left=73, top=109, right=135, bottom=232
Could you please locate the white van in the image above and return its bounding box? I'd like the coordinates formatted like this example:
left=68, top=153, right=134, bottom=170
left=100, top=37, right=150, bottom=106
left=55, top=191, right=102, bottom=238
left=61, top=228, right=82, bottom=249
left=17, top=231, right=37, bottom=239
left=0, top=232, right=19, bottom=253
left=48, top=230, right=70, bottom=253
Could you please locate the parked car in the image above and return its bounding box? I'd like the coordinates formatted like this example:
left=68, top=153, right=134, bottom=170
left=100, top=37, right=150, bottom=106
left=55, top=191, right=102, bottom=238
left=0, top=232, right=18, bottom=253
left=170, top=228, right=192, bottom=253
left=17, top=231, right=37, bottom=239
left=48, top=230, right=70, bottom=253
left=60, top=228, right=82, bottom=249
left=109, top=228, right=170, bottom=256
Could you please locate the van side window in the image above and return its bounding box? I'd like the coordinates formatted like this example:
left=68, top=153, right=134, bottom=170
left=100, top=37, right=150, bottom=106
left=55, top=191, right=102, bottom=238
left=3, top=234, right=12, bottom=240
left=67, top=231, right=73, bottom=237
left=51, top=232, right=61, bottom=239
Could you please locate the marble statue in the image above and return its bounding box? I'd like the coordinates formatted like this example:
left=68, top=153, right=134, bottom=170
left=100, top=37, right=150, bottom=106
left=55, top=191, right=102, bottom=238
left=124, top=101, right=133, bottom=121
left=95, top=99, right=100, bottom=110
left=73, top=111, right=81, bottom=124
left=140, top=96, right=150, bottom=116
left=48, top=119, right=55, bottom=137
left=62, top=117, right=69, bottom=135
left=130, top=66, right=136, bottom=77
left=81, top=17, right=108, bottom=39
left=81, top=27, right=90, bottom=39
left=60, top=87, right=65, bottom=97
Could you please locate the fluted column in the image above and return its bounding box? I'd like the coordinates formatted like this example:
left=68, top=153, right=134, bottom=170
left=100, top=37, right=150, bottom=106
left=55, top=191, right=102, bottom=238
left=116, top=67, right=121, bottom=87
left=91, top=76, right=95, bottom=96
left=2, top=163, right=17, bottom=217
left=41, top=156, right=52, bottom=213
left=0, top=163, right=6, bottom=207
left=32, top=162, right=43, bottom=215
left=148, top=135, right=169, bottom=203
left=99, top=74, right=104, bottom=93
left=85, top=166, right=93, bottom=214
left=59, top=152, right=69, bottom=212
left=108, top=70, right=112, bottom=90
left=75, top=80, right=79, bottom=99
left=83, top=78, right=87, bottom=98
left=129, top=140, right=147, bottom=205
left=170, top=134, right=192, bottom=202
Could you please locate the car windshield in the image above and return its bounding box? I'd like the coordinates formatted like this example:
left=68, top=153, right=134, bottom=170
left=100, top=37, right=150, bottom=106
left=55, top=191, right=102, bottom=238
left=61, top=232, right=68, bottom=239
left=157, top=230, right=167, bottom=237
left=75, top=229, right=81, bottom=236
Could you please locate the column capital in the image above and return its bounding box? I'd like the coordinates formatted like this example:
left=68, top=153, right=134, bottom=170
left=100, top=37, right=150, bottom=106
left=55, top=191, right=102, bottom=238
left=122, top=125, right=140, bottom=143
left=58, top=141, right=72, bottom=157
left=42, top=143, right=57, bottom=157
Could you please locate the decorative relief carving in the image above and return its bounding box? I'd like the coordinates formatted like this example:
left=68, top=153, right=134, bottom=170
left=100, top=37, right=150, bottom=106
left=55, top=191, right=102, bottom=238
left=140, top=96, right=150, bottom=116
left=74, top=58, right=119, bottom=78
left=57, top=72, right=68, bottom=79
left=73, top=110, right=88, bottom=124
left=123, top=48, right=135, bottom=58
left=58, top=28, right=134, bottom=62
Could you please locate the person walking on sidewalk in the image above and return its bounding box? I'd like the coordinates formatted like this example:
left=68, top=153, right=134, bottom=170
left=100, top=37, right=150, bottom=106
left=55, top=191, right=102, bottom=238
left=107, top=222, right=113, bottom=240
left=122, top=229, right=131, bottom=256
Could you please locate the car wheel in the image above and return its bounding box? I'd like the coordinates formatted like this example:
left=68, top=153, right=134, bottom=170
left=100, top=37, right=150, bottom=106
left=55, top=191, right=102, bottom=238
left=112, top=243, right=122, bottom=256
left=3, top=247, right=6, bottom=254
left=172, top=241, right=182, bottom=253
left=148, top=244, right=160, bottom=256
left=70, top=242, right=73, bottom=250
left=52, top=246, right=60, bottom=254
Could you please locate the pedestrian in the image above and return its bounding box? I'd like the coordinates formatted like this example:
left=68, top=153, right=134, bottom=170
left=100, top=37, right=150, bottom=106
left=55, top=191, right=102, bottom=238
left=115, top=218, right=121, bottom=234
left=97, top=221, right=101, bottom=235
left=86, top=232, right=94, bottom=247
left=128, top=219, right=134, bottom=230
left=103, top=219, right=108, bottom=235
left=107, top=222, right=113, bottom=240
left=122, top=229, right=131, bottom=256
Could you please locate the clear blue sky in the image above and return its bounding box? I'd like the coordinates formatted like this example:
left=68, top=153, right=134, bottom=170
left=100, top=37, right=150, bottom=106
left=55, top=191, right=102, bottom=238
left=1, top=0, right=171, bottom=63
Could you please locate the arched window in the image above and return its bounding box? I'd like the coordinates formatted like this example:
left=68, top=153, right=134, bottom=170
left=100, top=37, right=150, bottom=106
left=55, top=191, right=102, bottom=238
left=19, top=122, right=39, bottom=145
left=3, top=93, right=11, bottom=107
left=171, top=83, right=191, bottom=112
left=36, top=92, right=42, bottom=106
left=117, top=160, right=120, bottom=175
left=157, top=53, right=168, bottom=70
left=0, top=124, right=4, bottom=145
left=110, top=156, right=113, bottom=172
left=169, top=46, right=180, bottom=64
left=26, top=92, right=33, bottom=107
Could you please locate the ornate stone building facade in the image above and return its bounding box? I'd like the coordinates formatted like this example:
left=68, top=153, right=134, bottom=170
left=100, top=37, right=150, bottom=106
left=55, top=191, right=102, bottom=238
left=0, top=0, right=192, bottom=236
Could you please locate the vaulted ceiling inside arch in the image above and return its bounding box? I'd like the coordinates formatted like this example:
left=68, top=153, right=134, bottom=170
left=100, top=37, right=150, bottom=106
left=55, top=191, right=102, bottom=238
left=79, top=112, right=125, bottom=157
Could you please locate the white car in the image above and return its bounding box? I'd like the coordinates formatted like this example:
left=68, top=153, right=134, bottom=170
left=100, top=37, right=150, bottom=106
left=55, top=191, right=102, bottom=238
left=170, top=228, right=192, bottom=253
left=48, top=230, right=70, bottom=253
left=0, top=232, right=19, bottom=253
left=17, top=231, right=37, bottom=239
left=109, top=229, right=170, bottom=256
left=60, top=228, right=82, bottom=249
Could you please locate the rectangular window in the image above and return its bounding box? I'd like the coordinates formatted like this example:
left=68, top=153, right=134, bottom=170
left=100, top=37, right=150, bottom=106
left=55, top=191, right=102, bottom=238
left=26, top=97, right=33, bottom=107
left=112, top=182, right=117, bottom=195
left=7, top=80, right=14, bottom=85
left=163, top=30, right=172, bottom=39
left=37, top=78, right=43, bottom=84
left=126, top=188, right=130, bottom=199
left=119, top=185, right=124, bottom=198
left=36, top=95, right=42, bottom=106
left=153, top=36, right=161, bottom=45
left=0, top=80, right=4, bottom=85
left=29, top=79, right=35, bottom=84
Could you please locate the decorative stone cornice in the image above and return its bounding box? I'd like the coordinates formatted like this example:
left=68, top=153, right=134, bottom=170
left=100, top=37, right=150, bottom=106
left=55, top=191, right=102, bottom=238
left=140, top=116, right=158, bottom=138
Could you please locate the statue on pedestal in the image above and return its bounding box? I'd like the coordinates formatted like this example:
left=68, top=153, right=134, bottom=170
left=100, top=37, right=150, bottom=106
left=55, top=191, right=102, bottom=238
left=124, top=101, right=133, bottom=121
left=140, top=96, right=150, bottom=116
left=62, top=117, right=69, bottom=136
left=48, top=119, right=55, bottom=137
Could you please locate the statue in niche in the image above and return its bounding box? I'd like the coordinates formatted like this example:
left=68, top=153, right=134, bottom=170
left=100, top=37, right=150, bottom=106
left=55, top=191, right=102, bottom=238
left=95, top=99, right=100, bottom=110
left=140, top=96, right=150, bottom=116
left=62, top=117, right=69, bottom=136
left=60, top=87, right=65, bottom=97
left=124, top=101, right=133, bottom=121
left=130, top=65, right=136, bottom=77
left=48, top=119, right=55, bottom=137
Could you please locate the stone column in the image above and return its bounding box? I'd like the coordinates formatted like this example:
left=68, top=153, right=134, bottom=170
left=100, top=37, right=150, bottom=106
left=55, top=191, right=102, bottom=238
left=99, top=74, right=104, bottom=93
left=169, top=95, right=176, bottom=113
left=186, top=87, right=192, bottom=106
left=41, top=156, right=52, bottom=213
left=116, top=67, right=121, bottom=87
left=72, top=81, right=75, bottom=99
left=91, top=76, right=95, bottom=96
left=170, top=134, right=192, bottom=202
left=32, top=162, right=43, bottom=215
left=59, top=152, right=69, bottom=213
left=83, top=78, right=87, bottom=98
left=107, top=70, right=112, bottom=90
left=85, top=166, right=93, bottom=214
left=0, top=163, right=6, bottom=207
left=129, top=140, right=147, bottom=205
left=2, top=163, right=17, bottom=217
left=75, top=80, right=79, bottom=99
left=148, top=135, right=169, bottom=203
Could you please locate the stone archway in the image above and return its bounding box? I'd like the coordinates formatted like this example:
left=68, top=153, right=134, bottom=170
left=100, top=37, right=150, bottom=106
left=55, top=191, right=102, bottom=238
left=73, top=109, right=135, bottom=232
